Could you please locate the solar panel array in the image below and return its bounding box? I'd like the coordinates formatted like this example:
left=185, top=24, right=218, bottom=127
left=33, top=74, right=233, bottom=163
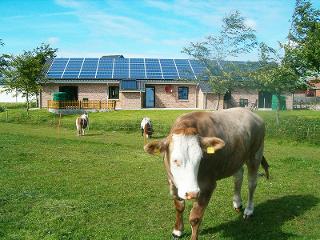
left=47, top=57, right=207, bottom=80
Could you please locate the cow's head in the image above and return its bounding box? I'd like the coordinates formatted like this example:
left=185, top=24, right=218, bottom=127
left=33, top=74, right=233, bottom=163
left=144, top=127, right=225, bottom=200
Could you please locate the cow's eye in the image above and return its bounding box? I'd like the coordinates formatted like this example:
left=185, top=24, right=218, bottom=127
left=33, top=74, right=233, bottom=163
left=173, top=159, right=181, bottom=167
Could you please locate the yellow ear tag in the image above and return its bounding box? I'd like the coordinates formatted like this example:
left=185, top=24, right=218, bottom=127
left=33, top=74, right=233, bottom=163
left=207, top=146, right=215, bottom=154
left=154, top=148, right=161, bottom=154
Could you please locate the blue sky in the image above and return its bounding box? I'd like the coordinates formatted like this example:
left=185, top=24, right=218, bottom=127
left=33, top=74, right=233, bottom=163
left=1, top=0, right=319, bottom=60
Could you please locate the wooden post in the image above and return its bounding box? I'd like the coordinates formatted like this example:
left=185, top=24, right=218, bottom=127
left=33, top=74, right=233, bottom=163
left=99, top=100, right=101, bottom=109
left=58, top=113, right=62, bottom=128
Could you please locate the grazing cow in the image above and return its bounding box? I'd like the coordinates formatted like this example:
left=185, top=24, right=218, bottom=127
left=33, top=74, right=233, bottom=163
left=141, top=117, right=153, bottom=138
left=76, top=113, right=89, bottom=136
left=144, top=108, right=269, bottom=240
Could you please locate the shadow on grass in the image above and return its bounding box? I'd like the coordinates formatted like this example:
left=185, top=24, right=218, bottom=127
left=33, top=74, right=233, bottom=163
left=201, top=195, right=319, bottom=240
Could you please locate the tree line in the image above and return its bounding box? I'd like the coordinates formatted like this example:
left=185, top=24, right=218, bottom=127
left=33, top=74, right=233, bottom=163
left=183, top=0, right=320, bottom=123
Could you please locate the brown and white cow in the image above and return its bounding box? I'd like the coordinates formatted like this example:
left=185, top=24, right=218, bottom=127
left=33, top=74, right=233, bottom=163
left=144, top=108, right=269, bottom=240
left=141, top=117, right=153, bottom=138
left=76, top=113, right=89, bottom=136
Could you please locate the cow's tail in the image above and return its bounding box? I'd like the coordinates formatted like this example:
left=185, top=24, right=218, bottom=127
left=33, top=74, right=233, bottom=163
left=261, top=156, right=270, bottom=179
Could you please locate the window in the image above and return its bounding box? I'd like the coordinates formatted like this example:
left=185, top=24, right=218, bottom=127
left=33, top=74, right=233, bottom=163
left=178, top=87, right=189, bottom=100
left=109, top=86, right=119, bottom=99
left=239, top=98, right=249, bottom=107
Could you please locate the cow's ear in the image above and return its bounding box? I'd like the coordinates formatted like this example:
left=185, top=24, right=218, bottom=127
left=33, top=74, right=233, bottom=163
left=200, top=137, right=225, bottom=154
left=144, top=140, right=168, bottom=155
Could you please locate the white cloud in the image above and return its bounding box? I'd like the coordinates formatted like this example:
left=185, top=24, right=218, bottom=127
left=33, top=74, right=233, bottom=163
left=47, top=37, right=59, bottom=45
left=244, top=18, right=257, bottom=30
left=54, top=0, right=154, bottom=40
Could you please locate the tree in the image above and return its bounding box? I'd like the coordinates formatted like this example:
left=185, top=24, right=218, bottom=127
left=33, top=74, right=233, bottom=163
left=3, top=43, right=57, bottom=113
left=0, top=39, right=9, bottom=73
left=183, top=11, right=257, bottom=109
left=251, top=43, right=303, bottom=124
left=285, top=0, right=320, bottom=77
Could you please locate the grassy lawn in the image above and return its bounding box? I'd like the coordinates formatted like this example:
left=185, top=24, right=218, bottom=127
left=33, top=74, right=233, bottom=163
left=0, top=109, right=320, bottom=239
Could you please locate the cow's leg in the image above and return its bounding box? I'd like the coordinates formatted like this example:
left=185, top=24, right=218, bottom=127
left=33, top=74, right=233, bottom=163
left=172, top=198, right=185, bottom=238
left=168, top=180, right=185, bottom=238
left=244, top=165, right=258, bottom=219
left=189, top=186, right=215, bottom=240
left=244, top=147, right=263, bottom=219
left=233, top=167, right=244, bottom=212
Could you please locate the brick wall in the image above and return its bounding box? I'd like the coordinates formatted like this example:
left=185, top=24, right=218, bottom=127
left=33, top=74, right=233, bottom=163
left=206, top=94, right=224, bottom=110
left=284, top=93, right=293, bottom=110
left=153, top=84, right=197, bottom=108
left=231, top=89, right=259, bottom=107
left=78, top=84, right=108, bottom=101
left=119, top=92, right=141, bottom=109
left=41, top=84, right=59, bottom=108
left=41, top=83, right=119, bottom=108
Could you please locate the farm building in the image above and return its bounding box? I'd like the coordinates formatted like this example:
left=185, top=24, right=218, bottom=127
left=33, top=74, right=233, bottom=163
left=40, top=55, right=295, bottom=111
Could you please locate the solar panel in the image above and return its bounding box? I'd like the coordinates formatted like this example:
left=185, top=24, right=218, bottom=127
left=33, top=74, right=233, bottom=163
left=81, top=58, right=98, bottom=71
left=174, top=59, right=195, bottom=79
left=160, top=59, right=178, bottom=79
left=130, top=58, right=144, bottom=64
left=48, top=58, right=68, bottom=71
left=47, top=57, right=208, bottom=80
left=47, top=72, right=63, bottom=78
left=189, top=60, right=207, bottom=79
left=113, top=58, right=129, bottom=78
left=61, top=58, right=84, bottom=78
left=145, top=58, right=162, bottom=79
left=96, top=58, right=113, bottom=78
left=130, top=59, right=145, bottom=79
left=78, top=58, right=98, bottom=78
left=47, top=58, right=69, bottom=78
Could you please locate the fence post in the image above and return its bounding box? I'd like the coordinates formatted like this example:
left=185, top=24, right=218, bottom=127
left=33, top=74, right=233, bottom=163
left=99, top=100, right=101, bottom=109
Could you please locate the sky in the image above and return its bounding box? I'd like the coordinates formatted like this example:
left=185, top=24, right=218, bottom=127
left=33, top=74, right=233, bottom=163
left=1, top=0, right=320, bottom=61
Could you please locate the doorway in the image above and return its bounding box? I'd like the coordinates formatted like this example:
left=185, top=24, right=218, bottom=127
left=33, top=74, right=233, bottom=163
left=145, top=86, right=155, bottom=108
left=59, top=86, right=78, bottom=100
left=258, top=91, right=272, bottom=108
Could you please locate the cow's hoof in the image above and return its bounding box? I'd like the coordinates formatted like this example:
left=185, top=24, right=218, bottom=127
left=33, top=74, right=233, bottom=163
left=243, top=213, right=253, bottom=220
left=172, top=234, right=182, bottom=239
left=234, top=205, right=243, bottom=213
left=243, top=207, right=253, bottom=219
left=172, top=229, right=183, bottom=239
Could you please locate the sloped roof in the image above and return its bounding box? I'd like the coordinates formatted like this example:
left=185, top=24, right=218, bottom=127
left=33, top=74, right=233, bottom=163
left=46, top=56, right=207, bottom=81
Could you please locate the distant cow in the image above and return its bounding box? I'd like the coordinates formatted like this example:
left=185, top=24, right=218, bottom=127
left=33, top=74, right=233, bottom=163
left=144, top=108, right=269, bottom=240
left=141, top=117, right=153, bottom=138
left=76, top=113, right=89, bottom=136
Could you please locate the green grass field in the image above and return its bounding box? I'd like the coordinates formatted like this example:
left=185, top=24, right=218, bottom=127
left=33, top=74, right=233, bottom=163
left=0, top=109, right=320, bottom=239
